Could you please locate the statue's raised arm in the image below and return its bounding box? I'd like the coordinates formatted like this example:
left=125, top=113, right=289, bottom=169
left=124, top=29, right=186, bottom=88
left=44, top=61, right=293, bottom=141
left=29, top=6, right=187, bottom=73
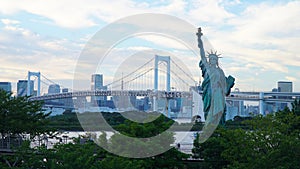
left=196, top=27, right=207, bottom=65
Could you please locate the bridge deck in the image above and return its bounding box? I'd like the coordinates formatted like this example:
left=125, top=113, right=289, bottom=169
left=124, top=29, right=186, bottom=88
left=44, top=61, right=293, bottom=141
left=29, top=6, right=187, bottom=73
left=29, top=90, right=300, bottom=103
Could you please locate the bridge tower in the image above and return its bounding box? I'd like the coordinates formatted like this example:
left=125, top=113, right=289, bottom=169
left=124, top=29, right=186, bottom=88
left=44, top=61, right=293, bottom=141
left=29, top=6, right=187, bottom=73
left=154, top=55, right=170, bottom=91
left=27, top=71, right=41, bottom=96
left=153, top=55, right=171, bottom=117
left=259, top=92, right=264, bottom=115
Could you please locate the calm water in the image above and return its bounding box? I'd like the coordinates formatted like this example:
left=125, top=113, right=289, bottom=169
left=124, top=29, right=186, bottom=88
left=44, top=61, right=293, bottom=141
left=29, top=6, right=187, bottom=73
left=31, top=131, right=197, bottom=154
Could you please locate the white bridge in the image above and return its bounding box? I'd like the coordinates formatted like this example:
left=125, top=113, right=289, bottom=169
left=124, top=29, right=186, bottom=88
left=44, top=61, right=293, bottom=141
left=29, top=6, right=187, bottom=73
left=30, top=90, right=300, bottom=102
left=29, top=90, right=300, bottom=115
left=23, top=55, right=300, bottom=116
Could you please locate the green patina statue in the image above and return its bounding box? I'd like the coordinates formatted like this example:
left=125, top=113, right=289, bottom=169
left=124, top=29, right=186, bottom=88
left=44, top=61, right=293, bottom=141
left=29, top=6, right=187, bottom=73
left=197, top=27, right=235, bottom=125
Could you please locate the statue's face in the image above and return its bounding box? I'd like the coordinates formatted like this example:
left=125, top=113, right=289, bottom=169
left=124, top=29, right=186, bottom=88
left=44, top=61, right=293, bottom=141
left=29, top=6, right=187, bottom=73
left=209, top=55, right=218, bottom=66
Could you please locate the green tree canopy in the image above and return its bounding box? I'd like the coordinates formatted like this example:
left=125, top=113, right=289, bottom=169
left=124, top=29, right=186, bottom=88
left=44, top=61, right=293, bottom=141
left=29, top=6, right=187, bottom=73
left=192, top=100, right=300, bottom=169
left=0, top=89, right=51, bottom=138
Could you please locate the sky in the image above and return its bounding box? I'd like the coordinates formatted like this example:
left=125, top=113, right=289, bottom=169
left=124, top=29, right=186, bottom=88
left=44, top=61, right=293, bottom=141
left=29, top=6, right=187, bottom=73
left=0, top=0, right=300, bottom=95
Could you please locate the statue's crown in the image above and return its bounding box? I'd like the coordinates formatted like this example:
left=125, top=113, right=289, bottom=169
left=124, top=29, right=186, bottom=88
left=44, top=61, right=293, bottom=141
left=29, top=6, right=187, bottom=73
left=206, top=50, right=222, bottom=58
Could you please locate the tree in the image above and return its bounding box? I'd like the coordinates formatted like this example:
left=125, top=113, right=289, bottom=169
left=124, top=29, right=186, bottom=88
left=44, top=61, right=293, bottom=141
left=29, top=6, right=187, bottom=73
left=292, top=99, right=300, bottom=116
left=0, top=89, right=51, bottom=139
left=222, top=110, right=300, bottom=169
left=0, top=89, right=52, bottom=168
left=34, top=112, right=189, bottom=169
left=44, top=139, right=107, bottom=169
left=192, top=105, right=300, bottom=169
left=192, top=132, right=201, bottom=159
left=97, top=112, right=189, bottom=168
left=192, top=128, right=229, bottom=169
left=0, top=105, right=191, bottom=168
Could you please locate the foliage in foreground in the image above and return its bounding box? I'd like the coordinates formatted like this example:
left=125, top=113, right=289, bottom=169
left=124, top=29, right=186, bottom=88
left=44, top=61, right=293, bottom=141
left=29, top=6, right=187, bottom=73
left=0, top=89, right=51, bottom=138
left=0, top=89, right=189, bottom=168
left=192, top=101, right=300, bottom=169
left=2, top=87, right=300, bottom=169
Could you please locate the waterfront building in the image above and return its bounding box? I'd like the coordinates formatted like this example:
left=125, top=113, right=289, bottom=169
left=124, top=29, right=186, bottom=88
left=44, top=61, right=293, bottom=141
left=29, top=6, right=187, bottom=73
left=226, top=100, right=245, bottom=120
left=91, top=74, right=103, bottom=90
left=0, top=82, right=12, bottom=93
left=278, top=81, right=292, bottom=92
left=17, top=80, right=34, bottom=97
left=62, top=88, right=69, bottom=93
left=278, top=81, right=293, bottom=109
left=91, top=74, right=107, bottom=103
left=48, top=84, right=60, bottom=94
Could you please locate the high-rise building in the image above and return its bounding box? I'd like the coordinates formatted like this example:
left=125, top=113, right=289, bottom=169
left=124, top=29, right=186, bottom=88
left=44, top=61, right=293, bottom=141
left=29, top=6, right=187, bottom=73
left=62, top=88, right=69, bottom=93
left=91, top=74, right=103, bottom=90
left=17, top=80, right=34, bottom=97
left=278, top=81, right=293, bottom=92
left=277, top=81, right=292, bottom=110
left=91, top=74, right=107, bottom=103
left=48, top=84, right=60, bottom=94
left=0, top=82, right=12, bottom=93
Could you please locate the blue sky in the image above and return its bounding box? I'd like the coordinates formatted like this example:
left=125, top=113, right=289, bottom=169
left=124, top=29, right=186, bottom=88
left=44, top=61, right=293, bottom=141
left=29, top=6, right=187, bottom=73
left=0, top=0, right=299, bottom=94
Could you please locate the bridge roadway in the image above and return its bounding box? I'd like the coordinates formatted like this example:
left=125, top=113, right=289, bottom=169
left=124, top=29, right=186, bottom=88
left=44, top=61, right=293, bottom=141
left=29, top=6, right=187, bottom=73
left=29, top=90, right=192, bottom=101
left=29, top=90, right=300, bottom=103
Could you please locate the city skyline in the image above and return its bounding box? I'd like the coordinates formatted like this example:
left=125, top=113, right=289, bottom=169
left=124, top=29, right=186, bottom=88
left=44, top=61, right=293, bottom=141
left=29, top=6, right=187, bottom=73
left=0, top=0, right=299, bottom=93
left=1, top=72, right=295, bottom=96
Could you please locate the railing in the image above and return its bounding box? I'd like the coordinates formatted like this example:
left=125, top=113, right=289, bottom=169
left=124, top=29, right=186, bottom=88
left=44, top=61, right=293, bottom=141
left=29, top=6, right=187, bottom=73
left=0, top=136, right=23, bottom=150
left=29, top=90, right=193, bottom=101
left=29, top=90, right=300, bottom=103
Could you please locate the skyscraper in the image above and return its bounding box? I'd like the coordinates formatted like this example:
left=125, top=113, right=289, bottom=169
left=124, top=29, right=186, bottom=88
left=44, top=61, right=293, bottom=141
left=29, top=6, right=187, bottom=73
left=17, top=80, right=34, bottom=97
left=91, top=74, right=103, bottom=90
left=277, top=81, right=293, bottom=110
left=91, top=74, right=107, bottom=103
left=48, top=84, right=61, bottom=94
left=278, top=81, right=293, bottom=92
left=0, top=82, right=12, bottom=93
left=62, top=88, right=69, bottom=93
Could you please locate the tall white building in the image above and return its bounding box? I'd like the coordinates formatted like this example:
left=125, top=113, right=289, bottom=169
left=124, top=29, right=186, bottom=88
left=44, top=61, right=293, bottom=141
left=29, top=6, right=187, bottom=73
left=17, top=80, right=34, bottom=97
left=91, top=74, right=103, bottom=90
left=91, top=74, right=107, bottom=103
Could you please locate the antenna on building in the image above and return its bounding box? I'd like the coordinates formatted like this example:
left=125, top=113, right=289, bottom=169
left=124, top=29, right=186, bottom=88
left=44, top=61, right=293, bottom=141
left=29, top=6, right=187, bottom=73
left=121, top=72, right=124, bottom=91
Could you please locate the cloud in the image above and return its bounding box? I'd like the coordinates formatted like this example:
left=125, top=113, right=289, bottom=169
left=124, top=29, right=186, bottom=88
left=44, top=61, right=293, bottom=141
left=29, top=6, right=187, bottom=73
left=205, top=1, right=300, bottom=76
left=138, top=34, right=189, bottom=50
left=0, top=0, right=235, bottom=29
left=185, top=0, right=235, bottom=24
left=0, top=1, right=97, bottom=28
left=0, top=0, right=187, bottom=28
left=285, top=76, right=297, bottom=82
left=1, top=0, right=300, bottom=92
left=1, top=18, right=20, bottom=25
left=0, top=22, right=81, bottom=93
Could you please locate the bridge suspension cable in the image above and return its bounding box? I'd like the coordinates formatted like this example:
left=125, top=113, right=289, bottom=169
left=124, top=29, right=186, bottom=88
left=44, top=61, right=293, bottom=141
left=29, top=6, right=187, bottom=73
left=170, top=59, right=197, bottom=84
left=111, top=61, right=164, bottom=90
left=160, top=62, right=192, bottom=91
left=107, top=56, right=198, bottom=91
left=41, top=74, right=73, bottom=92
left=106, top=57, right=155, bottom=87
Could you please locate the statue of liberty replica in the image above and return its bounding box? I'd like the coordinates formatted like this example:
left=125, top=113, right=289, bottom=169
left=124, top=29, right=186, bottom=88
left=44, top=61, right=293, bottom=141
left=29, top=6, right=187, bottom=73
left=197, top=27, right=235, bottom=126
